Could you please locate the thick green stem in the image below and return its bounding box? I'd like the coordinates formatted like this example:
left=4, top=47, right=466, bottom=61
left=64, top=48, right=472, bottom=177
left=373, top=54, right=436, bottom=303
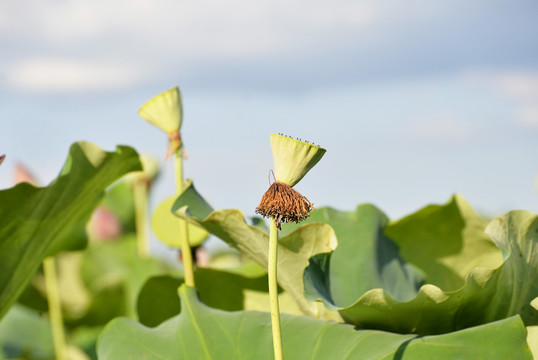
left=268, top=217, right=283, bottom=360
left=43, top=256, right=67, bottom=360
left=133, top=181, right=150, bottom=258
left=174, top=149, right=195, bottom=287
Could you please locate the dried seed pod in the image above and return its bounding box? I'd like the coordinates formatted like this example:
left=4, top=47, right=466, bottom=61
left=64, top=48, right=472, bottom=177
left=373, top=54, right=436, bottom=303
left=256, top=134, right=326, bottom=230
left=255, top=181, right=314, bottom=230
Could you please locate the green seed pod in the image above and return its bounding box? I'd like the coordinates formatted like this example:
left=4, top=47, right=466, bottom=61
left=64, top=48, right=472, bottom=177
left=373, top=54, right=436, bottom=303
left=256, top=134, right=326, bottom=229
left=270, top=133, right=326, bottom=187
left=138, top=86, right=183, bottom=133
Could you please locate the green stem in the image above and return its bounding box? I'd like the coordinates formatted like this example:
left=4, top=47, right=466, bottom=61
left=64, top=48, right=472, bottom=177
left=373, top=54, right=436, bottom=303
left=174, top=148, right=195, bottom=287
left=133, top=180, right=150, bottom=258
left=269, top=217, right=283, bottom=360
left=43, top=256, right=67, bottom=360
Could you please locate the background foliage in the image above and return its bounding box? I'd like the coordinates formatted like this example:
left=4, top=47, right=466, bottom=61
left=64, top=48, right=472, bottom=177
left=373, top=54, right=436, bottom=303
left=0, top=143, right=536, bottom=359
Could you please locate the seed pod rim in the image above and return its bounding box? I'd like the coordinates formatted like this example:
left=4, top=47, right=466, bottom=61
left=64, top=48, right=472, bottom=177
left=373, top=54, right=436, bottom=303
left=270, top=133, right=326, bottom=187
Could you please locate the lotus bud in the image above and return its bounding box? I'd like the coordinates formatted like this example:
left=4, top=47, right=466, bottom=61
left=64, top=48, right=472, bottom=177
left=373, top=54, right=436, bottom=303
left=138, top=86, right=184, bottom=159
left=125, top=155, right=160, bottom=188
left=87, top=207, right=122, bottom=241
left=13, top=162, right=39, bottom=186
left=256, top=133, right=326, bottom=230
left=0, top=154, right=5, bottom=167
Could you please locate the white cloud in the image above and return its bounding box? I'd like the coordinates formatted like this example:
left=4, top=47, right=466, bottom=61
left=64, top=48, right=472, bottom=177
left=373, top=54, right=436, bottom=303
left=460, top=69, right=538, bottom=128
left=0, top=0, right=377, bottom=93
left=494, top=72, right=538, bottom=128
left=0, top=0, right=375, bottom=57
left=5, top=57, right=148, bottom=93
left=496, top=72, right=538, bottom=101
left=517, top=105, right=538, bottom=127
left=411, top=114, right=466, bottom=140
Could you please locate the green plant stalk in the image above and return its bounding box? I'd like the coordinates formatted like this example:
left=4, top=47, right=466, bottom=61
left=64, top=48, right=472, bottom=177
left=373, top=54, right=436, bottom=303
left=133, top=181, right=150, bottom=258
left=174, top=148, right=195, bottom=287
left=43, top=256, right=67, bottom=360
left=269, top=217, right=283, bottom=360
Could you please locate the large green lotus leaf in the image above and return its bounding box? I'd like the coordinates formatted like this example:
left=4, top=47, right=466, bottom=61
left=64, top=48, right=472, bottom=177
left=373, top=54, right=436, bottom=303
left=17, top=279, right=49, bottom=313
left=528, top=326, right=538, bottom=359
left=283, top=204, right=425, bottom=306
left=0, top=142, right=141, bottom=320
left=136, top=275, right=183, bottom=327
left=100, top=181, right=136, bottom=234
left=484, top=211, right=538, bottom=324
left=385, top=194, right=503, bottom=291
left=0, top=305, right=53, bottom=359
left=151, top=194, right=209, bottom=249
left=97, top=285, right=532, bottom=359
left=171, top=182, right=338, bottom=318
left=137, top=264, right=301, bottom=327
left=0, top=305, right=93, bottom=359
left=305, top=209, right=538, bottom=334
left=195, top=266, right=300, bottom=315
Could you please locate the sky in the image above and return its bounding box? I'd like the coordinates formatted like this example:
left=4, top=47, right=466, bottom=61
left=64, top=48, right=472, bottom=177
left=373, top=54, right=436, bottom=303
left=0, top=0, right=537, bottom=255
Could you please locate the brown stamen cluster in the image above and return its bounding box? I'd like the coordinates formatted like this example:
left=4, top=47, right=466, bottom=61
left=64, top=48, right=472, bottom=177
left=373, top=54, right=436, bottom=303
left=255, top=181, right=314, bottom=230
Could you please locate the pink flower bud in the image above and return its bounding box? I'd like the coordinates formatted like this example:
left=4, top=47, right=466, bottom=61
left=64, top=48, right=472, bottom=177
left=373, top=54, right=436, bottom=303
left=13, top=163, right=39, bottom=186
left=88, top=207, right=122, bottom=241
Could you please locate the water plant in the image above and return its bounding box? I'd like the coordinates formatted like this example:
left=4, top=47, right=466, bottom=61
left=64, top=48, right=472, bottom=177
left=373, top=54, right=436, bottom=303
left=256, top=133, right=326, bottom=360
left=0, top=142, right=142, bottom=358
left=1, top=90, right=537, bottom=359
left=138, top=86, right=196, bottom=287
left=14, top=164, right=67, bottom=360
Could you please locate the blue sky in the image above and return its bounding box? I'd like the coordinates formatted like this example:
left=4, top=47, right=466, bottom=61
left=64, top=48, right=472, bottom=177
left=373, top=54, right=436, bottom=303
left=1, top=0, right=537, bottom=250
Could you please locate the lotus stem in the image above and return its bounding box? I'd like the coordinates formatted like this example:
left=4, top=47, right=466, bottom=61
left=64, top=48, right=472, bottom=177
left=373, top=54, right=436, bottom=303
left=43, top=256, right=67, bottom=360
left=257, top=133, right=325, bottom=360
left=133, top=180, right=150, bottom=258
left=174, top=148, right=195, bottom=287
left=268, top=217, right=283, bottom=360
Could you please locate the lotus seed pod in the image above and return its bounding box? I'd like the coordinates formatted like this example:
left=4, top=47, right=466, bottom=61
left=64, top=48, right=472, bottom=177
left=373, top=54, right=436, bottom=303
left=270, top=133, right=326, bottom=187
left=138, top=86, right=183, bottom=133
left=256, top=133, right=326, bottom=229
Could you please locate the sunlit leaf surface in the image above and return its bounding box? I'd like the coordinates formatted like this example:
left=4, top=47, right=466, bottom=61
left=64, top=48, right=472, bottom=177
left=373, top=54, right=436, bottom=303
left=0, top=142, right=141, bottom=319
